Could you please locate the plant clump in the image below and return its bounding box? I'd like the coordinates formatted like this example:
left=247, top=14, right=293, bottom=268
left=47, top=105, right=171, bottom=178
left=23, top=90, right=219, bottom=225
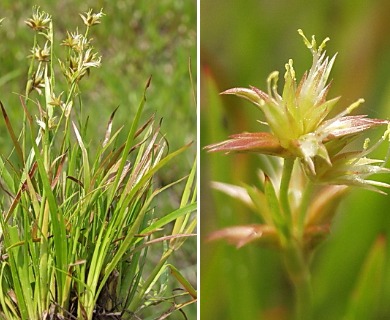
left=0, top=6, right=196, bottom=320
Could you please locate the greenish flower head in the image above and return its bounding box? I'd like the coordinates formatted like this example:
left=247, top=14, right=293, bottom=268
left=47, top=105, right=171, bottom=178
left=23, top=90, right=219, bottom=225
left=209, top=30, right=389, bottom=177
left=25, top=6, right=51, bottom=31
left=221, top=30, right=341, bottom=169
left=79, top=8, right=105, bottom=27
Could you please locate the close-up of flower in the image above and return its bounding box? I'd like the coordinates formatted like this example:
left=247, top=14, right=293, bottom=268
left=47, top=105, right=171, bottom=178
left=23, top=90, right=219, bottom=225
left=206, top=30, right=389, bottom=176
left=203, top=28, right=390, bottom=320
left=79, top=8, right=105, bottom=27
left=29, top=42, right=51, bottom=62
left=24, top=6, right=51, bottom=31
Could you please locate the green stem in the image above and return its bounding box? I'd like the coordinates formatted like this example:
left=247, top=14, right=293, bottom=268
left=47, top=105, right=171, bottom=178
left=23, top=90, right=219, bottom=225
left=280, top=158, right=312, bottom=319
left=297, top=181, right=313, bottom=237
left=280, top=158, right=295, bottom=221
left=284, top=241, right=312, bottom=320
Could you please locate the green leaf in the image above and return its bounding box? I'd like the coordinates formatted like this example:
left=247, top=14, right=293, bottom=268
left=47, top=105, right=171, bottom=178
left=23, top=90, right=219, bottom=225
left=171, top=156, right=197, bottom=237
left=264, top=175, right=289, bottom=242
left=344, top=236, right=386, bottom=320
left=139, top=203, right=197, bottom=239
left=108, top=76, right=151, bottom=202
left=0, top=102, right=24, bottom=165
left=167, top=263, right=197, bottom=299
left=72, top=121, right=91, bottom=192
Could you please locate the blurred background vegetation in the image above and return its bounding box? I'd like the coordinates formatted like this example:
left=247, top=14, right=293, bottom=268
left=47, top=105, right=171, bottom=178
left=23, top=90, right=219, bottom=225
left=0, top=1, right=196, bottom=319
left=201, top=1, right=390, bottom=319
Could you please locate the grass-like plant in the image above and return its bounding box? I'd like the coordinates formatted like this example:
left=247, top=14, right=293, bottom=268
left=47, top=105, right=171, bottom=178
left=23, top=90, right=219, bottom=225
left=205, top=30, right=389, bottom=319
left=0, top=7, right=196, bottom=320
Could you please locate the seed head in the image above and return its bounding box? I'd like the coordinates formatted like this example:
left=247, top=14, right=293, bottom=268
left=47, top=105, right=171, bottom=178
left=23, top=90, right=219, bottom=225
left=48, top=91, right=64, bottom=107
left=79, top=9, right=105, bottom=27
left=61, top=30, right=90, bottom=52
left=29, top=42, right=51, bottom=62
left=27, top=66, right=45, bottom=95
left=25, top=7, right=51, bottom=31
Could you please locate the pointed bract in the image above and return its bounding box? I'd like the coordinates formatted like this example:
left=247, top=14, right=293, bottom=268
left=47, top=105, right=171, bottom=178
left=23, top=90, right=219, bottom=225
left=207, top=224, right=278, bottom=248
left=205, top=132, right=290, bottom=157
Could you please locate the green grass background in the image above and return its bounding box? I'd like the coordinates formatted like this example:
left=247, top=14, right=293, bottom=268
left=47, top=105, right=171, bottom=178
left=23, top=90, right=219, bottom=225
left=0, top=1, right=196, bottom=319
left=201, top=1, right=390, bottom=319
left=0, top=0, right=196, bottom=162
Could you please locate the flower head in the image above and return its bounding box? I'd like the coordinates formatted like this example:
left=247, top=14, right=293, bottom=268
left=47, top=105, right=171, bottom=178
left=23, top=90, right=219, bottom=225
left=26, top=65, right=45, bottom=95
left=25, top=7, right=51, bottom=31
left=79, top=9, right=105, bottom=27
left=220, top=31, right=337, bottom=149
left=59, top=47, right=101, bottom=84
left=29, top=42, right=51, bottom=62
left=207, top=30, right=389, bottom=177
left=61, top=30, right=90, bottom=52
